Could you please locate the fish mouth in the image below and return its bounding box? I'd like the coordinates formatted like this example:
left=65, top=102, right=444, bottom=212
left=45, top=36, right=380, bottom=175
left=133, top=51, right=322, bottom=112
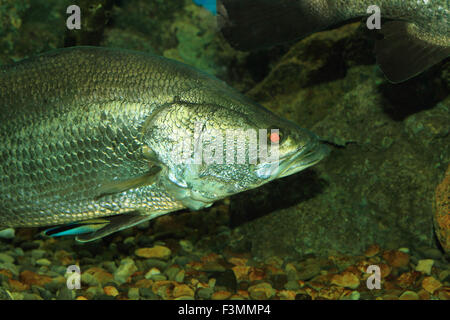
left=277, top=141, right=330, bottom=179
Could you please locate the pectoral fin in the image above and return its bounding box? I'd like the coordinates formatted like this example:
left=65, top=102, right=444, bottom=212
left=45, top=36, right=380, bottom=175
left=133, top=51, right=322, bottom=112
left=43, top=212, right=156, bottom=242
left=95, top=166, right=161, bottom=200
left=375, top=21, right=450, bottom=83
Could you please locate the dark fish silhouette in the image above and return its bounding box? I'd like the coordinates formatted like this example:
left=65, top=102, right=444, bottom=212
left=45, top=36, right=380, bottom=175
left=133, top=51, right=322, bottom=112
left=218, top=0, right=450, bottom=83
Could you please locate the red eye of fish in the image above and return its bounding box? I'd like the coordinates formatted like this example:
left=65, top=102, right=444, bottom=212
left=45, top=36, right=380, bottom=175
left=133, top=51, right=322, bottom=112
left=269, top=132, right=280, bottom=143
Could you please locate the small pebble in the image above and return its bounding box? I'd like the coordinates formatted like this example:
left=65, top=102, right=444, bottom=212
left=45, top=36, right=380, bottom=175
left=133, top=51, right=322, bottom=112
left=128, top=287, right=140, bottom=300
left=399, top=291, right=419, bottom=300
left=173, top=284, right=195, bottom=298
left=438, top=289, right=450, bottom=300
left=114, top=258, right=137, bottom=285
left=232, top=266, right=250, bottom=281
left=383, top=250, right=410, bottom=268
left=277, top=290, right=296, bottom=300
left=364, top=244, right=380, bottom=257
left=135, top=246, right=171, bottom=260
left=175, top=270, right=185, bottom=283
left=248, top=282, right=275, bottom=300
left=103, top=286, right=119, bottom=297
left=211, top=291, right=232, bottom=300
left=165, top=265, right=181, bottom=281
left=179, top=240, right=194, bottom=252
left=140, top=287, right=159, bottom=300
left=349, top=291, right=360, bottom=300
left=150, top=274, right=167, bottom=281
left=31, top=250, right=47, bottom=260
left=213, top=270, right=237, bottom=292
left=284, top=280, right=300, bottom=291
left=0, top=228, right=15, bottom=239
left=422, top=276, right=442, bottom=294
left=197, top=287, right=213, bottom=299
left=11, top=292, right=24, bottom=300
left=83, top=267, right=113, bottom=285
left=331, top=271, right=360, bottom=289
left=145, top=267, right=161, bottom=279
left=0, top=253, right=14, bottom=264
left=35, top=259, right=52, bottom=267
left=415, top=259, right=434, bottom=275
left=57, top=287, right=75, bottom=300
left=81, top=272, right=100, bottom=287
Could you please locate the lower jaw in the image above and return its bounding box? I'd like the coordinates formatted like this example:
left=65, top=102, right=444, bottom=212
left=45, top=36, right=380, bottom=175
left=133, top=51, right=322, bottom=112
left=278, top=145, right=329, bottom=178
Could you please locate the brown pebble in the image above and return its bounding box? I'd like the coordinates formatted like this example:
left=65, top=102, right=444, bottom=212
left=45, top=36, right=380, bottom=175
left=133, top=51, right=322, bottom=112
left=19, top=270, right=52, bottom=286
left=201, top=253, right=221, bottom=263
left=84, top=267, right=113, bottom=285
left=231, top=266, right=250, bottom=281
left=135, top=279, right=153, bottom=288
left=277, top=290, right=296, bottom=300
left=248, top=268, right=265, bottom=282
left=104, top=286, right=119, bottom=297
left=437, top=288, right=450, bottom=300
left=382, top=294, right=399, bottom=300
left=318, top=286, right=345, bottom=300
left=228, top=257, right=248, bottom=266
left=8, top=279, right=29, bottom=292
left=0, top=269, right=13, bottom=279
left=433, top=164, right=449, bottom=252
left=55, top=250, right=74, bottom=266
left=330, top=271, right=360, bottom=289
left=248, top=282, right=275, bottom=300
left=135, top=246, right=171, bottom=260
left=212, top=290, right=232, bottom=300
left=173, top=284, right=195, bottom=298
left=364, top=244, right=380, bottom=257
left=417, top=289, right=431, bottom=300
left=396, top=271, right=420, bottom=288
left=237, top=290, right=249, bottom=299
left=379, top=263, right=392, bottom=278
left=382, top=250, right=410, bottom=268
left=422, top=276, right=442, bottom=294
left=399, top=291, right=419, bottom=300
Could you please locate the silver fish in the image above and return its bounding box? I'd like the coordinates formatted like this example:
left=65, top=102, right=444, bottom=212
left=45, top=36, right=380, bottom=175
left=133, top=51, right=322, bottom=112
left=0, top=46, right=328, bottom=241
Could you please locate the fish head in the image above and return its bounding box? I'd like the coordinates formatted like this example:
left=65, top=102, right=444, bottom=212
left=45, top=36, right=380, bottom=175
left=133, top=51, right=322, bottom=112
left=144, top=97, right=329, bottom=210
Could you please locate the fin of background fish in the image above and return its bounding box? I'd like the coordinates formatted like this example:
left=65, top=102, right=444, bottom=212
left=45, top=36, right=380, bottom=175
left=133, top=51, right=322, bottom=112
left=43, top=213, right=155, bottom=242
left=217, top=0, right=333, bottom=50
left=375, top=21, right=450, bottom=83
left=95, top=166, right=161, bottom=200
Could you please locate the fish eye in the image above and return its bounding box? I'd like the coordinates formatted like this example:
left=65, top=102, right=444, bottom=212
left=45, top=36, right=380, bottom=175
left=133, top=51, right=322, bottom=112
left=267, top=129, right=283, bottom=144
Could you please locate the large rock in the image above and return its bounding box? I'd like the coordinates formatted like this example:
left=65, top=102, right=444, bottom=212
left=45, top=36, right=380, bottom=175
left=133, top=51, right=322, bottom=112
left=434, top=165, right=450, bottom=253
left=228, top=23, right=449, bottom=259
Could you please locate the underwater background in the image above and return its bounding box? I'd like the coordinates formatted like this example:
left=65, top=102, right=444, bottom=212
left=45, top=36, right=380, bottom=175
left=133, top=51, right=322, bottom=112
left=0, top=0, right=448, bottom=300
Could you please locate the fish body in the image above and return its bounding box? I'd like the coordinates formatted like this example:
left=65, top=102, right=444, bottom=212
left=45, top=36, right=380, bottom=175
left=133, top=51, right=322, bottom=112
left=0, top=46, right=328, bottom=241
left=218, top=0, right=450, bottom=82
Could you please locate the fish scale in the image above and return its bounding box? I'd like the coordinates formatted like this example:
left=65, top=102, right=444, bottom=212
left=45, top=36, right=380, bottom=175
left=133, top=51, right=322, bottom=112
left=0, top=47, right=200, bottom=227
left=0, top=46, right=328, bottom=241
